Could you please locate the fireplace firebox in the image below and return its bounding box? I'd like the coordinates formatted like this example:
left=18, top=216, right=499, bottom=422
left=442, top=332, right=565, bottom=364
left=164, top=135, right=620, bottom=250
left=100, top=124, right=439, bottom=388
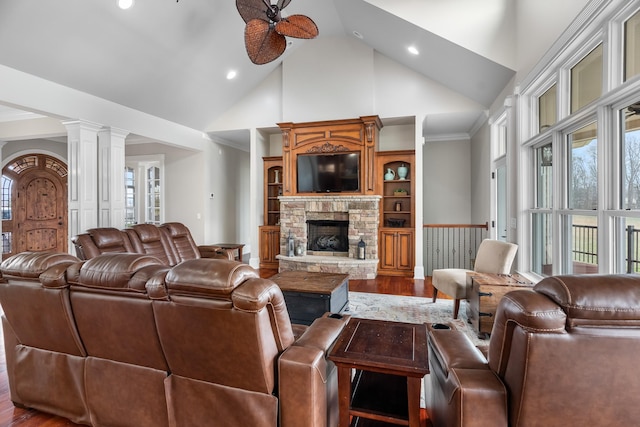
left=307, top=220, right=349, bottom=253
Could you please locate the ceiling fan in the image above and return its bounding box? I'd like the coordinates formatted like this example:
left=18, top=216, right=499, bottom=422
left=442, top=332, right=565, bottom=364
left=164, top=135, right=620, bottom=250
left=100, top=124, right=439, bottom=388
left=236, top=0, right=319, bottom=65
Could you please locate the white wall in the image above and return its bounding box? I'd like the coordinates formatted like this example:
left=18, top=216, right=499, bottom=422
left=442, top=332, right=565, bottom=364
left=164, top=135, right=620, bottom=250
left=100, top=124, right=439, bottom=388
left=379, top=124, right=414, bottom=151
left=422, top=139, right=471, bottom=224
left=469, top=123, right=492, bottom=226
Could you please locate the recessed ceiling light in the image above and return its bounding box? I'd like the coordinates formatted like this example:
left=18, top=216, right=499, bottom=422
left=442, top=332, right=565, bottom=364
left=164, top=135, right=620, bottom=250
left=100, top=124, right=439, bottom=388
left=226, top=70, right=237, bottom=80
left=118, top=0, right=135, bottom=10
left=353, top=30, right=363, bottom=39
left=407, top=46, right=419, bottom=55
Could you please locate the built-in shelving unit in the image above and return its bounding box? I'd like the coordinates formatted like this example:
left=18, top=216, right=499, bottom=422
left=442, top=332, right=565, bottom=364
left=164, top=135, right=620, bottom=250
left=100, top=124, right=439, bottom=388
left=260, top=156, right=282, bottom=268
left=376, top=150, right=415, bottom=276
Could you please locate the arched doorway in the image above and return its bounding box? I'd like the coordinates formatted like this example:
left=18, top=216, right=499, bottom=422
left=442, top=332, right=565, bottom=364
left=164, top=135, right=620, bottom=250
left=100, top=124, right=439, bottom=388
left=2, top=154, right=68, bottom=260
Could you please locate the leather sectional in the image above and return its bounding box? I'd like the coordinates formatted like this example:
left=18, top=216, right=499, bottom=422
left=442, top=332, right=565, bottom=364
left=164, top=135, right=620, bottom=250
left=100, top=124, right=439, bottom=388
left=0, top=250, right=349, bottom=427
left=72, top=222, right=235, bottom=264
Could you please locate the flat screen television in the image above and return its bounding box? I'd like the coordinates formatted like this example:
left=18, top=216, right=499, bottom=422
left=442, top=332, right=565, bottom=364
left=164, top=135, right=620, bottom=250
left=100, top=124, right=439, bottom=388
left=296, top=152, right=360, bottom=193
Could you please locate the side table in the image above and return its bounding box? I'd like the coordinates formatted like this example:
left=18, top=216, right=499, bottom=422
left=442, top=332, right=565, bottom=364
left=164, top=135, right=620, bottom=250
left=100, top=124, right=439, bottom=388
left=211, top=243, right=245, bottom=262
left=467, top=272, right=534, bottom=338
left=328, top=318, right=429, bottom=427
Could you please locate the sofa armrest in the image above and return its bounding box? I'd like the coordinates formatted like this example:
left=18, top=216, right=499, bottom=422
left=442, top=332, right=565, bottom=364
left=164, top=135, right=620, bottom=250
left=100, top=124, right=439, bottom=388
left=426, top=367, right=508, bottom=427
left=197, top=245, right=235, bottom=260
left=278, top=313, right=350, bottom=427
left=427, top=331, right=507, bottom=427
left=429, top=329, right=488, bottom=373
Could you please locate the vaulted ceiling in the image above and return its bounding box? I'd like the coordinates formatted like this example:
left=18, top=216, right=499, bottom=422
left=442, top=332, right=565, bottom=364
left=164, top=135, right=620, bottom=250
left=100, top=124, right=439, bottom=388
left=0, top=0, right=517, bottom=140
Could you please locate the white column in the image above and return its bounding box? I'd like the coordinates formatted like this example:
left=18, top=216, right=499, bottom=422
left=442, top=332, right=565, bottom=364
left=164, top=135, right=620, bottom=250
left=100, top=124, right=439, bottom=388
left=98, top=127, right=129, bottom=228
left=64, top=120, right=102, bottom=240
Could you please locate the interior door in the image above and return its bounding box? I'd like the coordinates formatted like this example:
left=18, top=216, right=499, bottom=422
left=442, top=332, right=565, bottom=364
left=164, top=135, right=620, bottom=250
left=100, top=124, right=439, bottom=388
left=2, top=154, right=68, bottom=260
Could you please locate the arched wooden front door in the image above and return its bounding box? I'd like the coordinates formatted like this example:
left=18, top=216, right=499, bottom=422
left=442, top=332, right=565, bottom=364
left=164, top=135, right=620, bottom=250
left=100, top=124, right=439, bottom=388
left=2, top=154, right=68, bottom=260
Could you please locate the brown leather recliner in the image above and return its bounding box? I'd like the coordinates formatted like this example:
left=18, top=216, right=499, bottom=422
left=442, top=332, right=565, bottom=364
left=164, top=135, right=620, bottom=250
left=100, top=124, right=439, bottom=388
left=125, top=223, right=179, bottom=266
left=159, top=221, right=234, bottom=262
left=66, top=253, right=171, bottom=427
left=426, top=274, right=640, bottom=427
left=0, top=252, right=91, bottom=425
left=72, top=227, right=135, bottom=260
left=145, top=257, right=347, bottom=427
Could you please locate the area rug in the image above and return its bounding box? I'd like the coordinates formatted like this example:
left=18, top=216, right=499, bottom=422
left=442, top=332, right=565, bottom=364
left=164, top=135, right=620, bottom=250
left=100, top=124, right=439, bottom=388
left=345, top=291, right=486, bottom=347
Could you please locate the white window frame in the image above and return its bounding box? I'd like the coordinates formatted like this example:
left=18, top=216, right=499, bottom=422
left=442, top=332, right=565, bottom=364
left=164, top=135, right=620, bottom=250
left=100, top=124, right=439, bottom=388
left=125, top=155, right=165, bottom=226
left=518, top=1, right=640, bottom=278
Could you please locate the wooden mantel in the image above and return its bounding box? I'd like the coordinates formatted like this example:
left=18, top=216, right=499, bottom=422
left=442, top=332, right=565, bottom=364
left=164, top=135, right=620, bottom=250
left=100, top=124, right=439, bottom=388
left=277, top=116, right=383, bottom=196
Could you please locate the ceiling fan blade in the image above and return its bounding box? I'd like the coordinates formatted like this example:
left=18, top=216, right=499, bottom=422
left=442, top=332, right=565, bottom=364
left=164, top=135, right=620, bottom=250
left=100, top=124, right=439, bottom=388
left=275, top=15, right=318, bottom=39
left=277, top=0, right=292, bottom=10
left=245, top=19, right=287, bottom=64
left=236, top=0, right=267, bottom=23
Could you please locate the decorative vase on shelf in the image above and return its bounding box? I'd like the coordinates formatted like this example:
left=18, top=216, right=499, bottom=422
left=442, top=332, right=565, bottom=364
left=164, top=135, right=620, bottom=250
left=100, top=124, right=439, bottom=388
left=384, top=168, right=396, bottom=181
left=397, top=164, right=408, bottom=180
left=273, top=169, right=280, bottom=184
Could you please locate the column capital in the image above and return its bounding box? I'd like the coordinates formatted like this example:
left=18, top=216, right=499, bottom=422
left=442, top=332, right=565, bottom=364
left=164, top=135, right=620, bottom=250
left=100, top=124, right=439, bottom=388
left=62, top=119, right=103, bottom=133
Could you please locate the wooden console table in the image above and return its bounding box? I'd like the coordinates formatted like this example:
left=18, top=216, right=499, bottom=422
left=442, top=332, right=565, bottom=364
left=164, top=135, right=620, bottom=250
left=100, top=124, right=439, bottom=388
left=467, top=272, right=535, bottom=338
left=328, top=318, right=429, bottom=427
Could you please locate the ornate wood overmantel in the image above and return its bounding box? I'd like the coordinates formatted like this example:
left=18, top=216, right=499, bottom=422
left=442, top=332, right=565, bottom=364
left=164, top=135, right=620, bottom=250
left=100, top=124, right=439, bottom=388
left=277, top=116, right=383, bottom=196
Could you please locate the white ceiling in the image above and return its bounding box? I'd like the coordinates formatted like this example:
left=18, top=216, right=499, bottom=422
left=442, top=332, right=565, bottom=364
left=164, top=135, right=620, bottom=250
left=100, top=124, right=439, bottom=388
left=0, top=0, right=515, bottom=144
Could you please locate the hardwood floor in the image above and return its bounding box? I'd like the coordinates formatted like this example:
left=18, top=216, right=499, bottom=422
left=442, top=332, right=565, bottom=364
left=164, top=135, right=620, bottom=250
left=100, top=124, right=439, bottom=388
left=0, top=271, right=436, bottom=427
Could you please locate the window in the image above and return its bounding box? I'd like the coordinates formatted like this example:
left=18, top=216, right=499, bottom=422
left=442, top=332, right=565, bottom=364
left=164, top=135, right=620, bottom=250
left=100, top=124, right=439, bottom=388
left=1, top=176, right=12, bottom=255
left=126, top=155, right=164, bottom=227
left=2, top=176, right=12, bottom=220
left=568, top=122, right=597, bottom=210
left=539, top=85, right=557, bottom=132
left=124, top=167, right=136, bottom=226
left=532, top=143, right=553, bottom=275
left=571, top=45, right=603, bottom=113
left=522, top=3, right=640, bottom=278
left=622, top=102, right=640, bottom=209
left=625, top=9, right=640, bottom=81
left=147, top=166, right=161, bottom=224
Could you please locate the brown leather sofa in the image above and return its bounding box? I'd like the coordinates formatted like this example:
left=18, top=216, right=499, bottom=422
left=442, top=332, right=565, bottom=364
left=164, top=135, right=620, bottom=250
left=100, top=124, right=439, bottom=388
left=0, top=251, right=349, bottom=427
left=426, top=274, right=640, bottom=427
left=72, top=222, right=234, bottom=264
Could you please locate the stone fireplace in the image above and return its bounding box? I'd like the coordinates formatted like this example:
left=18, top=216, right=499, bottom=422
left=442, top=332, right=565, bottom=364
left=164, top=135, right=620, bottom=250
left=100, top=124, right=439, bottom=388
left=277, top=195, right=380, bottom=279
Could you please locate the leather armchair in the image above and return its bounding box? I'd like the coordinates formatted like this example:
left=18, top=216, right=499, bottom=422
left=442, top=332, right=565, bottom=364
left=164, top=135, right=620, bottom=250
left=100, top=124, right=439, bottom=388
left=426, top=274, right=640, bottom=427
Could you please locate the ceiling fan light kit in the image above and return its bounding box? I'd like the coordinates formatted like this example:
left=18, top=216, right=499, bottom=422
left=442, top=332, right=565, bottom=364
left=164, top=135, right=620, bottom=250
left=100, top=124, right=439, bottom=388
left=237, top=0, right=318, bottom=65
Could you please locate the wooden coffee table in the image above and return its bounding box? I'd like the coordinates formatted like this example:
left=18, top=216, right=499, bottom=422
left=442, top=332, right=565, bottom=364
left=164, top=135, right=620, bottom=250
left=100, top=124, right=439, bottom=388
left=328, top=318, right=429, bottom=427
left=269, top=271, right=349, bottom=325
